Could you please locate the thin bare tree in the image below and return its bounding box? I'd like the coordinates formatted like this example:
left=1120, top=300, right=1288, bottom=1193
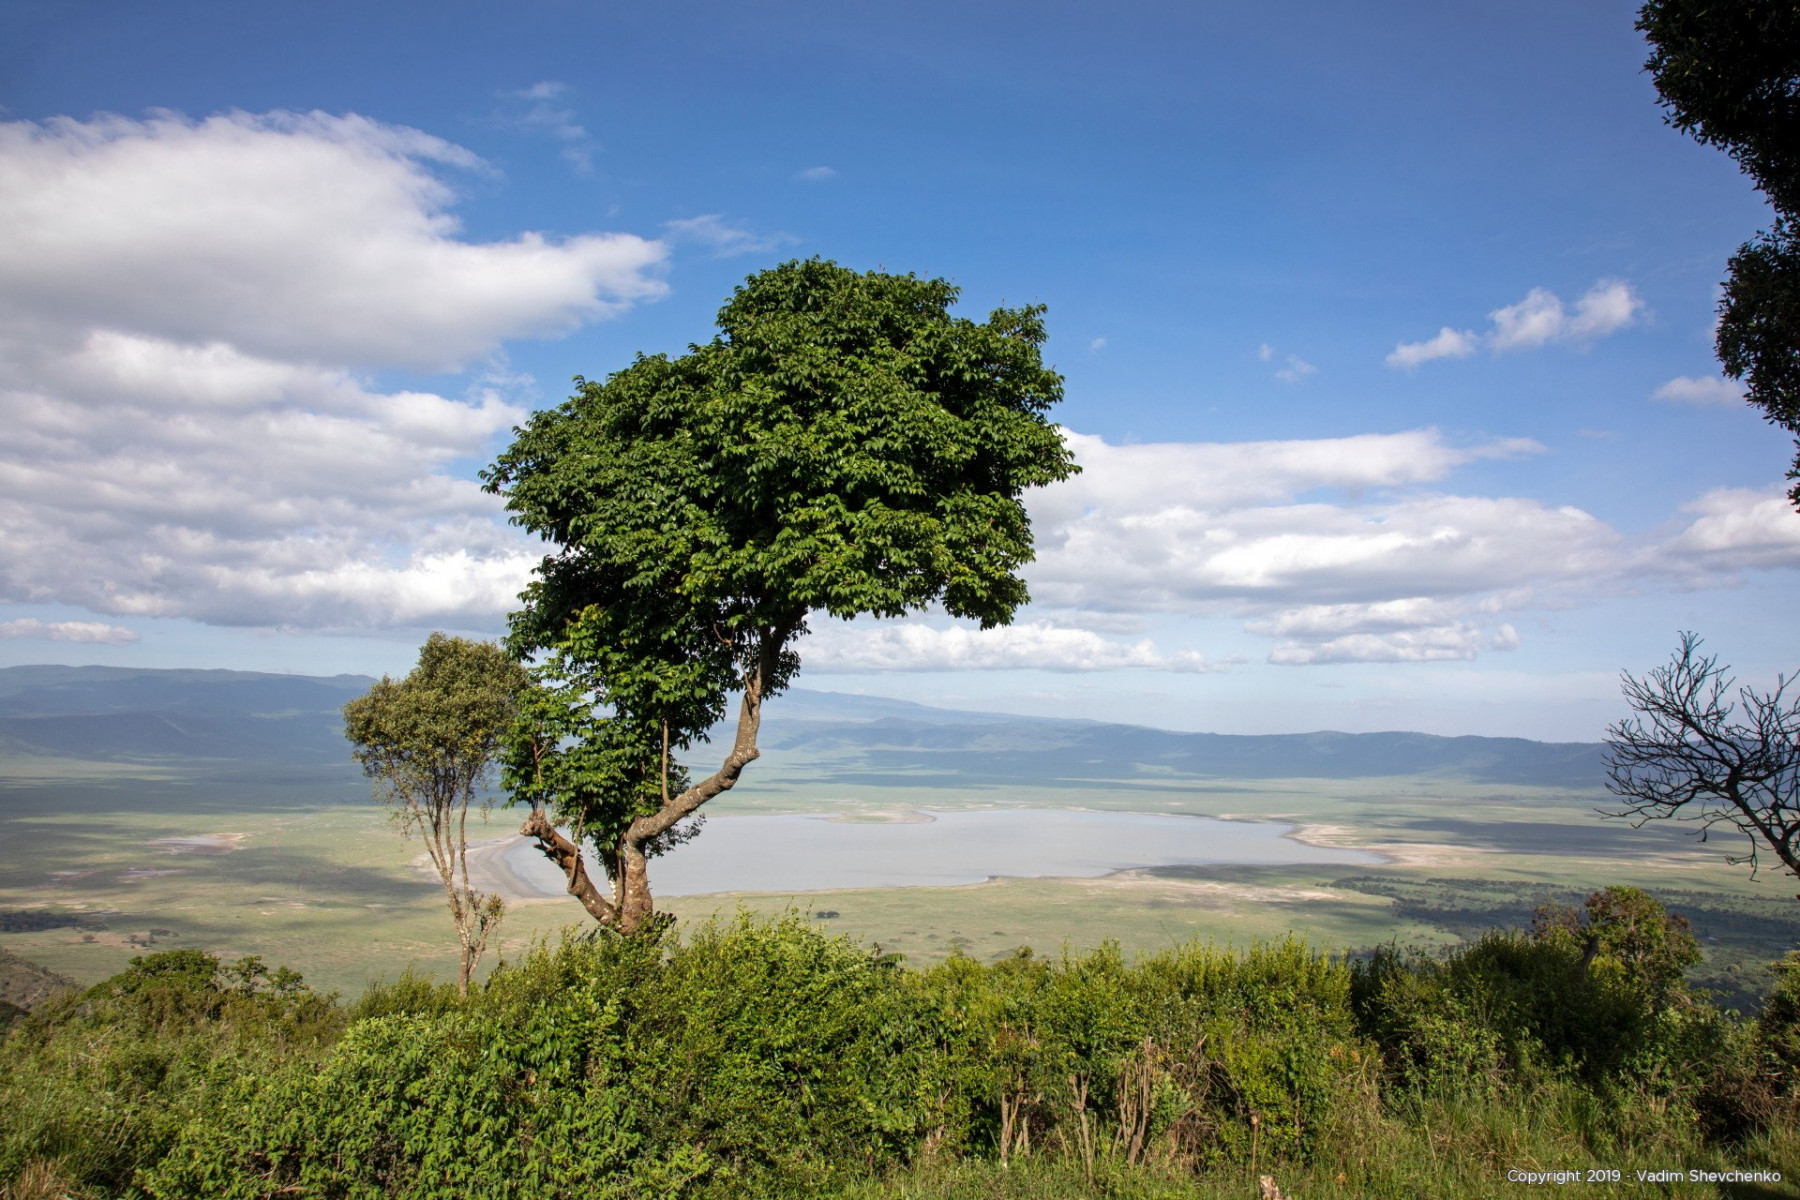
left=344, top=634, right=530, bottom=993
left=1606, top=632, right=1800, bottom=894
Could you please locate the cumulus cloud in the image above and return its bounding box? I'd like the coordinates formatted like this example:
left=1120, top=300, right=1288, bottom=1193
left=662, top=214, right=798, bottom=258
left=1029, top=429, right=1541, bottom=533
left=0, top=109, right=667, bottom=632
left=1656, top=487, right=1800, bottom=574
left=0, top=111, right=667, bottom=370
left=1387, top=280, right=1642, bottom=369
left=1018, top=430, right=1568, bottom=664
left=0, top=618, right=139, bottom=644
left=794, top=165, right=836, bottom=182
left=803, top=619, right=1226, bottom=674
left=1652, top=375, right=1745, bottom=407
left=1020, top=428, right=1799, bottom=667
left=1267, top=624, right=1518, bottom=665
left=1386, top=327, right=1479, bottom=368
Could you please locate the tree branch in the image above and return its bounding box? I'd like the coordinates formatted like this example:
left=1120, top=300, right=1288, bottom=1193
left=520, top=806, right=619, bottom=925
left=627, top=627, right=787, bottom=844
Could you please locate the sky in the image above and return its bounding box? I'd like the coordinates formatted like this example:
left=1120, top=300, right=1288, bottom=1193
left=0, top=0, right=1795, bottom=741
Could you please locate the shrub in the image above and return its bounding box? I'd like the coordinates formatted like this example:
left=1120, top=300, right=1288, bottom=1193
left=0, top=950, right=342, bottom=1198
left=1355, top=888, right=1727, bottom=1100
left=144, top=916, right=933, bottom=1199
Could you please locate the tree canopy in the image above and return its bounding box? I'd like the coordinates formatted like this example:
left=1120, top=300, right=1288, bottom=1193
left=1640, top=0, right=1800, bottom=504
left=483, top=258, right=1078, bottom=933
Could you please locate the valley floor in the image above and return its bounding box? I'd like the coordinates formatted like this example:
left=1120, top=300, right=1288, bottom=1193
left=3, top=760, right=1794, bottom=1007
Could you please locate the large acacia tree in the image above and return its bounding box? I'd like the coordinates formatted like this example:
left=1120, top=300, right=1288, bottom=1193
left=483, top=259, right=1077, bottom=934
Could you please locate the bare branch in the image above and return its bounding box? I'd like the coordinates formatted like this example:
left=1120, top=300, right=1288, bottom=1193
left=1605, top=633, right=1800, bottom=893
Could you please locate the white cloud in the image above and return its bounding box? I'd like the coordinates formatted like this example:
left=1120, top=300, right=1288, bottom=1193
left=1388, top=280, right=1642, bottom=369
left=1652, top=375, right=1744, bottom=407
left=1244, top=596, right=1508, bottom=638
left=0, top=618, right=139, bottom=644
left=1566, top=280, right=1643, bottom=339
left=804, top=619, right=1226, bottom=674
left=0, top=111, right=666, bottom=371
left=1030, top=429, right=1541, bottom=530
left=1021, top=428, right=1800, bottom=667
left=662, top=214, right=798, bottom=258
left=794, top=165, right=836, bottom=182
left=1021, top=430, right=1580, bottom=666
left=1386, top=327, right=1479, bottom=369
left=496, top=81, right=597, bottom=174
left=1274, top=354, right=1316, bottom=383
left=1090, top=337, right=1108, bottom=352
left=0, top=109, right=670, bottom=632
left=1268, top=623, right=1518, bottom=665
left=1656, top=487, right=1800, bottom=574
left=1258, top=342, right=1317, bottom=380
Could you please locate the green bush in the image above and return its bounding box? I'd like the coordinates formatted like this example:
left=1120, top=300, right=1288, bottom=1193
left=0, top=949, right=342, bottom=1197
left=902, top=938, right=1370, bottom=1172
left=1353, top=888, right=1728, bottom=1100
left=1, top=899, right=1786, bottom=1199
left=144, top=917, right=934, bottom=1199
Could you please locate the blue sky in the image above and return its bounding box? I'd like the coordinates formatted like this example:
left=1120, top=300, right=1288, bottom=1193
left=0, top=0, right=1794, bottom=740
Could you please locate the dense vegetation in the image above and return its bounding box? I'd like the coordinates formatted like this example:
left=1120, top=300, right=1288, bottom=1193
left=1, top=891, right=1795, bottom=1199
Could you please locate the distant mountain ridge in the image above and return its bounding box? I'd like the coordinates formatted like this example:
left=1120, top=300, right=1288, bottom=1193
left=760, top=717, right=1607, bottom=787
left=0, top=665, right=1608, bottom=788
left=0, top=664, right=374, bottom=764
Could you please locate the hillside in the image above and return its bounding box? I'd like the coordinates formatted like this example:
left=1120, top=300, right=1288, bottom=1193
left=0, top=665, right=374, bottom=765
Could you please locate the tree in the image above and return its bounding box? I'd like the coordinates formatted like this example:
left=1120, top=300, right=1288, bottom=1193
left=343, top=633, right=530, bottom=992
left=1530, top=885, right=1702, bottom=1002
left=1605, top=633, right=1800, bottom=895
left=1639, top=0, right=1800, bottom=505
left=483, top=258, right=1077, bottom=935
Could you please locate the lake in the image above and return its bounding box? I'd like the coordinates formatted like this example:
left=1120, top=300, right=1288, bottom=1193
left=479, top=809, right=1379, bottom=898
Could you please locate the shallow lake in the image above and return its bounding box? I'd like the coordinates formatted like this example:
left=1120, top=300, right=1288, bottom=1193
left=486, top=809, right=1379, bottom=898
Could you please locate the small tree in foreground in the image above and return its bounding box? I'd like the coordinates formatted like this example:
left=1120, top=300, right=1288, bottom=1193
left=343, top=634, right=530, bottom=992
left=1606, top=633, right=1800, bottom=894
left=484, top=258, right=1077, bottom=935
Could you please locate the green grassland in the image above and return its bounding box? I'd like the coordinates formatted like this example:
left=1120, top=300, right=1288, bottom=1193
left=5, top=742, right=1795, bottom=1004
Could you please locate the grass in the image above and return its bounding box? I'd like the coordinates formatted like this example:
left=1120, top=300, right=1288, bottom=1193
left=811, top=1118, right=1800, bottom=1199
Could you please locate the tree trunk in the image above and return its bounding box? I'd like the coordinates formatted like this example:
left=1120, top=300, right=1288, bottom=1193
left=618, top=841, right=653, bottom=933
left=524, top=629, right=787, bottom=936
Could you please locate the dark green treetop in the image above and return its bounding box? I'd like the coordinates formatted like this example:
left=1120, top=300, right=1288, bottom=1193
left=1640, top=0, right=1800, bottom=503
